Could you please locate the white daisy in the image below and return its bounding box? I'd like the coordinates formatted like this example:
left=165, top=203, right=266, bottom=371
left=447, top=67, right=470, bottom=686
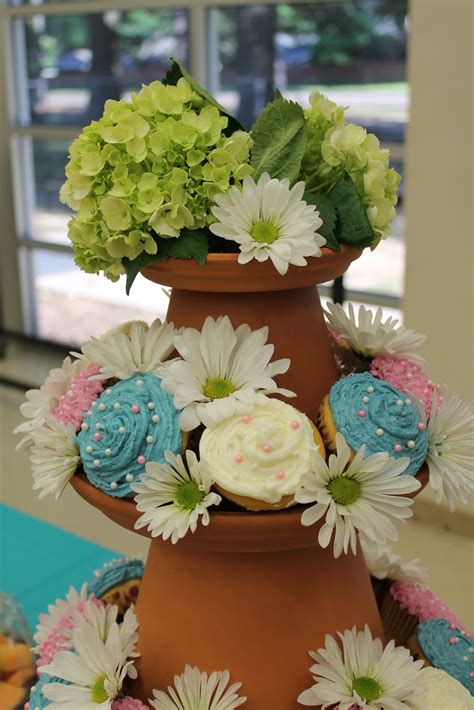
left=132, top=450, right=222, bottom=544
left=426, top=389, right=474, bottom=511
left=14, top=356, right=91, bottom=449
left=34, top=583, right=89, bottom=650
left=361, top=540, right=428, bottom=584
left=298, top=624, right=424, bottom=708
left=324, top=303, right=425, bottom=365
left=70, top=602, right=139, bottom=668
left=295, top=433, right=420, bottom=558
left=209, top=172, right=326, bottom=275
left=150, top=665, right=246, bottom=709
left=30, top=416, right=80, bottom=499
left=41, top=603, right=138, bottom=708
left=159, top=315, right=294, bottom=431
left=74, top=319, right=176, bottom=380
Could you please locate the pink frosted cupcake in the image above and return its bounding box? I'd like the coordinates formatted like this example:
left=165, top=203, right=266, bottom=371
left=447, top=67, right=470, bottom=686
left=112, top=699, right=149, bottom=709
left=381, top=580, right=466, bottom=646
left=369, top=356, right=441, bottom=417
left=52, top=364, right=104, bottom=430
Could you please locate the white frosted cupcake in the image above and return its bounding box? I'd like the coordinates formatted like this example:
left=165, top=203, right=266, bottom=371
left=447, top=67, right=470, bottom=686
left=199, top=398, right=325, bottom=511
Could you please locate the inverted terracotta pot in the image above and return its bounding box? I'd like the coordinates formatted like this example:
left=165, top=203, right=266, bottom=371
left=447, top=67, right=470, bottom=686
left=141, top=248, right=362, bottom=420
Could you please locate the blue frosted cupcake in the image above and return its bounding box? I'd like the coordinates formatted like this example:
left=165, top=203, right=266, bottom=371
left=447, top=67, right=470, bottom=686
left=409, top=618, right=474, bottom=695
left=319, top=372, right=428, bottom=476
left=88, top=557, right=144, bottom=614
left=26, top=673, right=69, bottom=709
left=77, top=372, right=185, bottom=497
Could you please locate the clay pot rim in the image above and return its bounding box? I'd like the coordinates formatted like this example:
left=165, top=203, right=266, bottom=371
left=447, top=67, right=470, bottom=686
left=70, top=465, right=428, bottom=550
left=140, top=246, right=363, bottom=293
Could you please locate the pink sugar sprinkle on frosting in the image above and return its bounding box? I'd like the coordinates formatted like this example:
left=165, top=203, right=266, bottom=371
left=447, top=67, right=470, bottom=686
left=53, top=365, right=104, bottom=431
left=370, top=355, right=441, bottom=417
left=390, top=581, right=466, bottom=628
left=112, top=699, right=149, bottom=709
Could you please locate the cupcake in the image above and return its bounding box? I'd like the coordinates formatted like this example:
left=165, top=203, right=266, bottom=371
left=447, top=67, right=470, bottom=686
left=408, top=619, right=474, bottom=695
left=412, top=667, right=474, bottom=709
left=25, top=673, right=69, bottom=710
left=52, top=364, right=104, bottom=431
left=88, top=557, right=144, bottom=614
left=381, top=580, right=466, bottom=646
left=328, top=328, right=370, bottom=378
left=369, top=355, right=442, bottom=418
left=199, top=399, right=324, bottom=511
left=77, top=372, right=185, bottom=497
left=319, top=373, right=428, bottom=476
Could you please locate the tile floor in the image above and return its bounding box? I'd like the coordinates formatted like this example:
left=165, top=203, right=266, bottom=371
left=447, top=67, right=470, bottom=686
left=1, top=381, right=473, bottom=633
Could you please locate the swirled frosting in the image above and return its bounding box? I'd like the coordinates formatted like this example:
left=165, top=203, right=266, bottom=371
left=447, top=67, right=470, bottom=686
left=390, top=581, right=466, bottom=628
left=77, top=372, right=182, bottom=497
left=199, top=399, right=321, bottom=505
left=412, top=667, right=474, bottom=709
left=328, top=373, right=428, bottom=475
left=88, top=557, right=144, bottom=599
left=416, top=619, right=474, bottom=694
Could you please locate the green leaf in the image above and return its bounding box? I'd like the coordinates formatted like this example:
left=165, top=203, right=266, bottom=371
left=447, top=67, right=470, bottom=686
left=304, top=190, right=339, bottom=251
left=164, top=57, right=243, bottom=135
left=124, top=249, right=159, bottom=295
left=250, top=97, right=306, bottom=184
left=154, top=228, right=209, bottom=265
left=329, top=174, right=375, bottom=248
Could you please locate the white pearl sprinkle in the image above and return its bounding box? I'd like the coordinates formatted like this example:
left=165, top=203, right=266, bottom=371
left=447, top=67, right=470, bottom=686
left=66, top=389, right=73, bottom=398
left=98, top=403, right=106, bottom=411
left=110, top=481, right=118, bottom=490
left=406, top=372, right=413, bottom=379
left=106, top=388, right=112, bottom=395
left=147, top=402, right=155, bottom=409
left=31, top=686, right=37, bottom=692
left=396, top=399, right=404, bottom=406
left=406, top=398, right=412, bottom=405
left=367, top=385, right=374, bottom=393
left=126, top=474, right=134, bottom=482
left=94, top=570, right=100, bottom=577
left=93, top=459, right=100, bottom=467
left=152, top=414, right=160, bottom=423
left=92, top=401, right=97, bottom=407
left=86, top=445, right=93, bottom=454
left=362, top=396, right=369, bottom=403
left=146, top=435, right=154, bottom=444
left=136, top=379, right=144, bottom=386
left=81, top=423, right=89, bottom=431
left=95, top=423, right=102, bottom=430
left=105, top=448, right=112, bottom=456
left=464, top=656, right=469, bottom=662
left=114, top=402, right=121, bottom=410
left=119, top=426, right=125, bottom=434
left=407, top=440, right=415, bottom=448
left=376, top=428, right=384, bottom=436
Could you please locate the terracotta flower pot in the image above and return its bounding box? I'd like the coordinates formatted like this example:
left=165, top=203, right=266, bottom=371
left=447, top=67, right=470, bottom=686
left=70, top=249, right=428, bottom=708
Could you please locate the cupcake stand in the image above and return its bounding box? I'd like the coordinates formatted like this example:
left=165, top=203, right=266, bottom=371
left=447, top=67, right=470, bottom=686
left=71, top=248, right=427, bottom=708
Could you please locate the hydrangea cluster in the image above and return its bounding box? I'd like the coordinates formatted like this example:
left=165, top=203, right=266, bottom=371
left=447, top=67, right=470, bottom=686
left=300, top=90, right=401, bottom=241
left=60, top=78, right=252, bottom=280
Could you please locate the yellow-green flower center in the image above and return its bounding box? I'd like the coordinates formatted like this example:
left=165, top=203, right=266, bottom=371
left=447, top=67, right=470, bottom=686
left=328, top=476, right=361, bottom=505
left=175, top=481, right=205, bottom=510
left=202, top=377, right=236, bottom=400
left=91, top=675, right=108, bottom=704
left=352, top=676, right=383, bottom=702
left=250, top=220, right=279, bottom=244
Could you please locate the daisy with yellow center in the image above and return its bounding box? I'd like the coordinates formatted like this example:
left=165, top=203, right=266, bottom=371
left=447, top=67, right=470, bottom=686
left=209, top=172, right=326, bottom=275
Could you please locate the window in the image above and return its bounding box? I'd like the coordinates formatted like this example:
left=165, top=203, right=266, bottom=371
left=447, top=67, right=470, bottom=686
left=1, top=1, right=408, bottom=346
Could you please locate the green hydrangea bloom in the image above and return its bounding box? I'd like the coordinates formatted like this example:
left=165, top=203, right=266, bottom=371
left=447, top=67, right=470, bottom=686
left=60, top=78, right=252, bottom=280
left=299, top=90, right=401, bottom=242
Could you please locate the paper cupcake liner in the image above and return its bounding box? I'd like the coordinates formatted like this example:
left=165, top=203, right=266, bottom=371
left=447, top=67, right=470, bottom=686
left=380, top=591, right=419, bottom=646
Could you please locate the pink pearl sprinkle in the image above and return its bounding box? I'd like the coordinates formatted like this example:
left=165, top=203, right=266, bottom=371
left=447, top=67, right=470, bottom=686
left=93, top=432, right=102, bottom=441
left=358, top=409, right=366, bottom=417
left=234, top=454, right=244, bottom=464
left=290, top=420, right=300, bottom=430
left=263, top=443, right=273, bottom=453
left=450, top=623, right=457, bottom=629
left=393, top=444, right=403, bottom=452
left=131, top=405, right=140, bottom=414
left=417, top=422, right=425, bottom=430
left=137, top=455, right=146, bottom=465
left=87, top=410, right=92, bottom=417
left=240, top=415, right=251, bottom=424
left=275, top=470, right=285, bottom=480
left=449, top=637, right=458, bottom=645
left=470, top=672, right=474, bottom=679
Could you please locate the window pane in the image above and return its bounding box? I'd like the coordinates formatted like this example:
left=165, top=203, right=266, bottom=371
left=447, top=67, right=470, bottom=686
left=27, top=139, right=71, bottom=244
left=29, top=248, right=168, bottom=344
left=214, top=1, right=408, bottom=140
left=18, top=9, right=188, bottom=126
